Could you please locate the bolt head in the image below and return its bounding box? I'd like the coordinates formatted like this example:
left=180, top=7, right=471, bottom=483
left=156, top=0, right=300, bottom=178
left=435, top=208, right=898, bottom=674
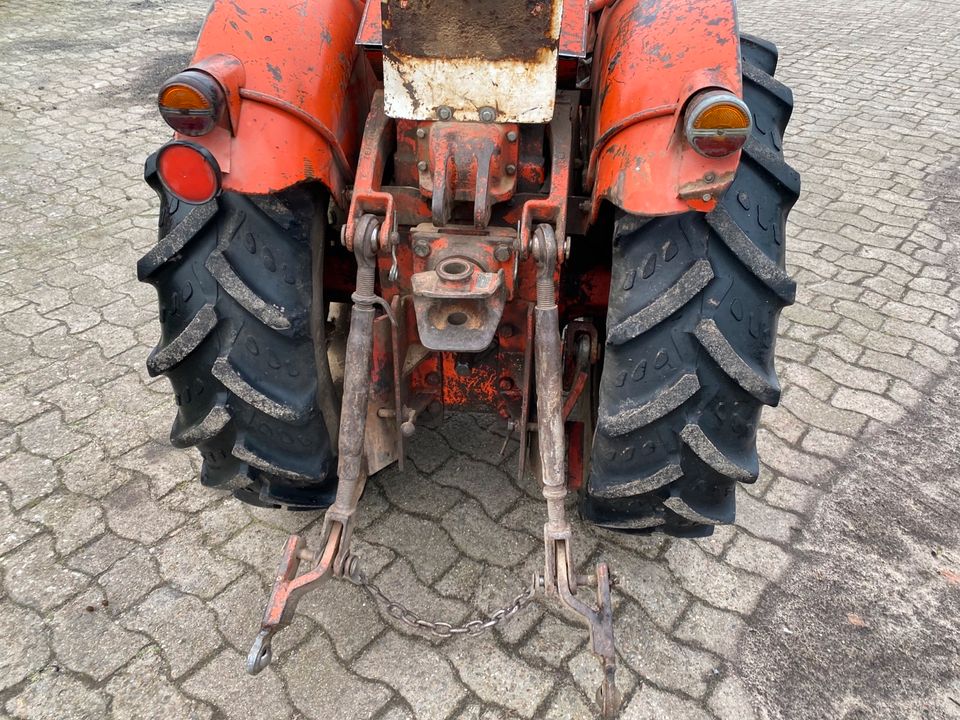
left=416, top=127, right=426, bottom=139
left=455, top=361, right=470, bottom=377
left=413, top=241, right=431, bottom=258
left=506, top=130, right=518, bottom=142
left=498, top=377, right=515, bottom=392
left=499, top=324, right=515, bottom=338
left=417, top=160, right=428, bottom=172
left=426, top=372, right=441, bottom=386
left=702, top=193, right=713, bottom=202
left=494, top=245, right=512, bottom=262
left=704, top=171, right=717, bottom=183
left=437, top=106, right=453, bottom=121
left=505, top=164, right=517, bottom=176
left=479, top=106, right=496, bottom=122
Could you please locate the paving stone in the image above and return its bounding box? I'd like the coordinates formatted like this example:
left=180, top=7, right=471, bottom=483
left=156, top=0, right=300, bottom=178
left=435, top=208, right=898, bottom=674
left=674, top=601, right=746, bottom=660
left=618, top=604, right=720, bottom=698
left=0, top=451, right=57, bottom=509
left=376, top=464, right=464, bottom=520
left=4, top=669, right=108, bottom=720
left=354, top=632, right=466, bottom=720
left=0, top=604, right=49, bottom=692
left=433, top=457, right=522, bottom=519
left=756, top=430, right=836, bottom=484
left=364, top=509, right=461, bottom=583
left=195, top=499, right=253, bottom=545
left=281, top=633, right=391, bottom=720
left=64, top=532, right=134, bottom=575
left=620, top=685, right=711, bottom=720
left=449, top=636, right=554, bottom=718
left=49, top=587, right=148, bottom=681
left=58, top=442, right=128, bottom=498
left=735, top=490, right=804, bottom=545
left=158, top=528, right=243, bottom=599
left=121, top=586, right=222, bottom=678
left=541, top=685, right=594, bottom=720
left=442, top=500, right=537, bottom=569
left=97, top=546, right=161, bottom=612
left=16, top=411, right=90, bottom=460
left=104, top=477, right=185, bottom=543
left=763, top=476, right=824, bottom=516
left=832, top=387, right=905, bottom=424
left=116, top=440, right=196, bottom=498
left=518, top=616, right=585, bottom=669
left=434, top=556, right=487, bottom=602
left=34, top=381, right=102, bottom=423
left=663, top=542, right=767, bottom=616
left=708, top=674, right=760, bottom=720
left=404, top=425, right=454, bottom=474
left=22, top=492, right=103, bottom=555
left=219, top=522, right=293, bottom=577
left=602, top=546, right=691, bottom=630
left=297, top=574, right=385, bottom=661
left=1, top=535, right=88, bottom=612
left=106, top=649, right=214, bottom=720
left=183, top=649, right=294, bottom=720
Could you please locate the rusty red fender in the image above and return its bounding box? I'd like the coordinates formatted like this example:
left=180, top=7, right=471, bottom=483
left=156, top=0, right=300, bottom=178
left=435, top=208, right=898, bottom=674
left=177, top=0, right=374, bottom=206
left=588, top=0, right=744, bottom=218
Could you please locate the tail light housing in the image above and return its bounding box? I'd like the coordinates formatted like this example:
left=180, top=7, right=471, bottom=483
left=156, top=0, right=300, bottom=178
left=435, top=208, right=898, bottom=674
left=156, top=141, right=222, bottom=204
left=684, top=91, right=752, bottom=158
left=158, top=71, right=226, bottom=137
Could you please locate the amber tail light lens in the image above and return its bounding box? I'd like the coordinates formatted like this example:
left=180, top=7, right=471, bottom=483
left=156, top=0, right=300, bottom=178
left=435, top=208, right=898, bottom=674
left=158, top=71, right=225, bottom=137
left=156, top=141, right=221, bottom=204
left=684, top=91, right=753, bottom=158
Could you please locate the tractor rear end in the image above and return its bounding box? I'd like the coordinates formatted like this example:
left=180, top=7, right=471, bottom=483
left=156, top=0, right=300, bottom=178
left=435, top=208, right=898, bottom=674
left=139, top=1, right=799, bottom=715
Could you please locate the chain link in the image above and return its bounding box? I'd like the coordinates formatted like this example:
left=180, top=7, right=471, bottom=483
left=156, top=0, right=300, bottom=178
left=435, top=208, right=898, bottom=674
left=346, top=556, right=538, bottom=639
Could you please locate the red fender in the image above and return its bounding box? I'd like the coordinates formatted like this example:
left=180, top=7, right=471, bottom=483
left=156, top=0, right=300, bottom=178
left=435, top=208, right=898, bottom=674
left=176, top=0, right=374, bottom=205
left=588, top=0, right=743, bottom=218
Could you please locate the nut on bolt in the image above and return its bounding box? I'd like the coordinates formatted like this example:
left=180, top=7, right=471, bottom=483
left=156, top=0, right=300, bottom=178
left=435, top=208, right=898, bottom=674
left=506, top=130, right=518, bottom=142
left=417, top=160, right=428, bottom=172
left=479, top=106, right=496, bottom=122
left=494, top=245, right=512, bottom=262
left=437, top=106, right=453, bottom=121
left=413, top=240, right=431, bottom=258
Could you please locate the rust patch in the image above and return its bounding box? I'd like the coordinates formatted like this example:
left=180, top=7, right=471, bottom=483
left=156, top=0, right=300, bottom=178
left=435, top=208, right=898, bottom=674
left=382, top=0, right=556, bottom=62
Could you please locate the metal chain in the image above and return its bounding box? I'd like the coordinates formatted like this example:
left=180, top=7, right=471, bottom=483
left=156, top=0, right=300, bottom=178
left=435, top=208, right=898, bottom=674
left=345, top=557, right=538, bottom=639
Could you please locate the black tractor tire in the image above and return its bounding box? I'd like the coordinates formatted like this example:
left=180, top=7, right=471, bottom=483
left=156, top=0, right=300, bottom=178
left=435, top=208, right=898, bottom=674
left=581, top=34, right=800, bottom=535
left=139, top=160, right=339, bottom=509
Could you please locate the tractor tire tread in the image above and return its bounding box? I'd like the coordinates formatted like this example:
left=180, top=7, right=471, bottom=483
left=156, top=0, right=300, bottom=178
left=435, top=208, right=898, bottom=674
left=582, top=35, right=797, bottom=534
left=140, top=159, right=337, bottom=510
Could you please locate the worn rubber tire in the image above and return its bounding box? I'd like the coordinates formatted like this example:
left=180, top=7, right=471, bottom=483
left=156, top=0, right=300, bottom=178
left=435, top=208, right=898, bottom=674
left=140, top=160, right=339, bottom=509
left=581, top=35, right=800, bottom=535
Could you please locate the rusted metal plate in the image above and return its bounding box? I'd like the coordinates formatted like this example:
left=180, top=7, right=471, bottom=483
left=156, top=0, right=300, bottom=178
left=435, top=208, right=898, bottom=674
left=358, top=0, right=587, bottom=57
left=380, top=0, right=563, bottom=123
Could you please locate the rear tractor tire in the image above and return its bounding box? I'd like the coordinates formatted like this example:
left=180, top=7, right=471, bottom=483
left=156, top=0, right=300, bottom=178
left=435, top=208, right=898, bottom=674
left=140, top=160, right=339, bottom=509
left=582, top=35, right=800, bottom=535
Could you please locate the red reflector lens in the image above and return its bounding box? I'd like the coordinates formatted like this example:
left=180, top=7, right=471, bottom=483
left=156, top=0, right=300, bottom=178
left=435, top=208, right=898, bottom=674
left=157, top=143, right=221, bottom=204
left=691, top=133, right=749, bottom=158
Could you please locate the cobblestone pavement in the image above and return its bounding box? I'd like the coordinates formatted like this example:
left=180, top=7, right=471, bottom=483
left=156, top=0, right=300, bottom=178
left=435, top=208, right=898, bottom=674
left=1, top=0, right=959, bottom=718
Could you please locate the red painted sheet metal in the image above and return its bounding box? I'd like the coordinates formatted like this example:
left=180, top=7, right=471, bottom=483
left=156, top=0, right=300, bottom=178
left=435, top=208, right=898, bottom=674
left=588, top=0, right=743, bottom=217
left=183, top=0, right=372, bottom=203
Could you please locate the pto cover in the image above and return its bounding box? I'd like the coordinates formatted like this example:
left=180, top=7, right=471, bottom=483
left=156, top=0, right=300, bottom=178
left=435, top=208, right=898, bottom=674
left=379, top=0, right=563, bottom=124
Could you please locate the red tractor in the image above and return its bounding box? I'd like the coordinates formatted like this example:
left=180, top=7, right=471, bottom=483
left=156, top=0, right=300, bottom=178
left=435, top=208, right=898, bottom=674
left=140, top=0, right=798, bottom=714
